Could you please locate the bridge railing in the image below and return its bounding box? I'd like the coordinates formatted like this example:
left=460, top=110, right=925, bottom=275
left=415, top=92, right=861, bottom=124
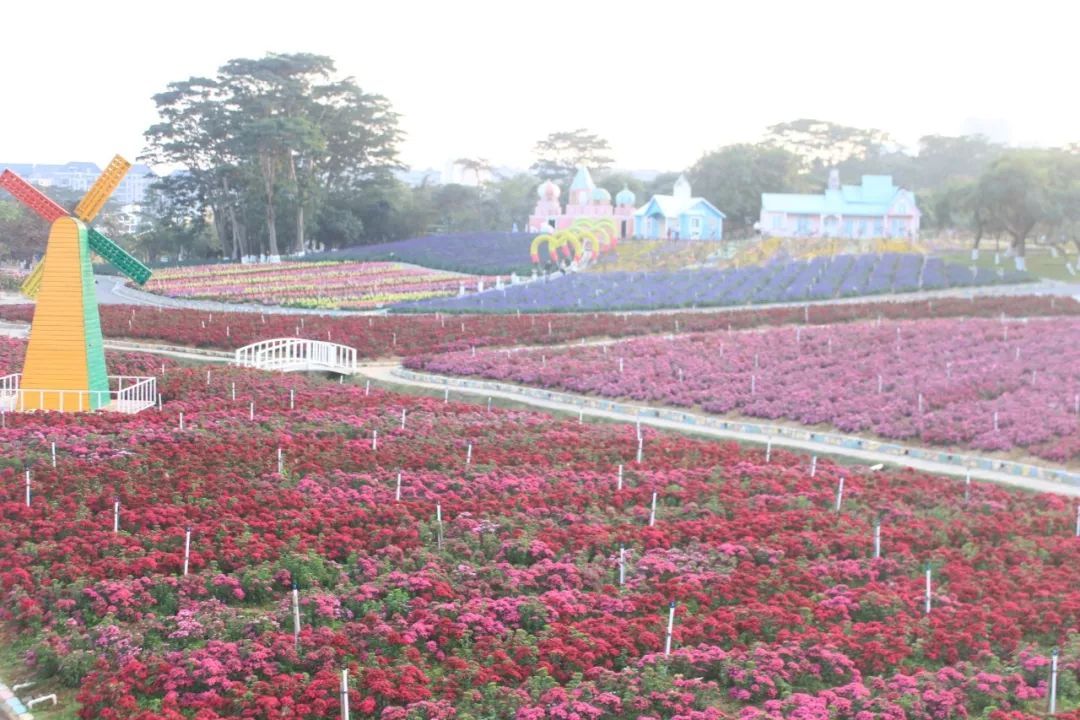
left=234, top=338, right=357, bottom=374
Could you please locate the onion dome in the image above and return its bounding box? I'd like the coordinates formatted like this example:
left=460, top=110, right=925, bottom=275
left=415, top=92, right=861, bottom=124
left=615, top=184, right=636, bottom=206
left=537, top=180, right=560, bottom=200
left=591, top=187, right=611, bottom=203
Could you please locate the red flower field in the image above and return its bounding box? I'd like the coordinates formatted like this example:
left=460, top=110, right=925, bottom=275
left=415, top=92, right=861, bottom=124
left=1, top=337, right=1078, bottom=718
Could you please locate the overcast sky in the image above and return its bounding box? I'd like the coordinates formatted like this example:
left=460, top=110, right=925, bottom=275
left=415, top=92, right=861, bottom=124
left=1, top=0, right=1076, bottom=173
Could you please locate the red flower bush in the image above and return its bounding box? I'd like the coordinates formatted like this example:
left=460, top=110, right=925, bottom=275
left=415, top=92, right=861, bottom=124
left=0, top=337, right=1076, bottom=718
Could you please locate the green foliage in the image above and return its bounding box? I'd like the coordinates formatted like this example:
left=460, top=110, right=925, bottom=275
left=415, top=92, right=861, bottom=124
left=531, top=129, right=614, bottom=184
left=142, top=52, right=402, bottom=261
left=277, top=552, right=340, bottom=590
left=688, top=144, right=803, bottom=235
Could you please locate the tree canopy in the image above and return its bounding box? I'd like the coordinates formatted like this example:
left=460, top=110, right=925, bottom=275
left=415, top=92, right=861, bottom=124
left=531, top=129, right=614, bottom=184
left=141, top=52, right=402, bottom=261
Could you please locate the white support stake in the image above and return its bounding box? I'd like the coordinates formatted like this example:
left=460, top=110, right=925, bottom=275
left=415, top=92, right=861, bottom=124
left=371, top=430, right=378, bottom=451
left=290, top=389, right=295, bottom=410
left=873, top=519, right=881, bottom=559
left=835, top=477, right=844, bottom=513
left=401, top=408, right=406, bottom=430
left=765, top=439, right=772, bottom=463
left=113, top=497, right=120, bottom=533
left=619, top=544, right=626, bottom=586
left=292, top=584, right=301, bottom=647
left=24, top=468, right=30, bottom=507
left=617, top=464, right=623, bottom=491
left=924, top=563, right=932, bottom=615
left=649, top=491, right=657, bottom=527
left=1049, top=647, right=1059, bottom=715
left=436, top=503, right=444, bottom=550
left=341, top=668, right=350, bottom=720
left=395, top=472, right=402, bottom=502
left=466, top=443, right=472, bottom=466
left=51, top=442, right=56, bottom=468
left=810, top=456, right=817, bottom=477
left=365, top=380, right=371, bottom=396
left=183, top=526, right=191, bottom=576
left=636, top=436, right=643, bottom=464
left=664, top=601, right=676, bottom=656
left=277, top=447, right=284, bottom=474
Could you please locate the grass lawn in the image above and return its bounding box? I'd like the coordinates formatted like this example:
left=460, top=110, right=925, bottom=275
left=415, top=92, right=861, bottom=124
left=0, top=630, right=80, bottom=719
left=938, top=246, right=1079, bottom=282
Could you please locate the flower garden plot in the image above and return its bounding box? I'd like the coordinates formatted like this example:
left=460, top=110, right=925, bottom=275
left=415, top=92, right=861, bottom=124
left=143, top=261, right=497, bottom=310
left=2, top=336, right=1080, bottom=718
left=0, top=267, right=29, bottom=292
left=411, top=316, right=1080, bottom=464
left=0, top=295, right=1075, bottom=358
left=393, top=253, right=1032, bottom=314
left=312, top=232, right=538, bottom=275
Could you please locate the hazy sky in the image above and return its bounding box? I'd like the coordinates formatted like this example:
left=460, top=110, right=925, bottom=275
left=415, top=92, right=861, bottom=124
left=1, top=0, right=1076, bottom=173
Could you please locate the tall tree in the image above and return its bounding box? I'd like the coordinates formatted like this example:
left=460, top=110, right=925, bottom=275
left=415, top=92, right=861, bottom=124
left=977, top=151, right=1055, bottom=270
left=142, top=52, right=402, bottom=259
left=688, top=144, right=803, bottom=235
left=763, top=119, right=892, bottom=175
left=453, top=157, right=493, bottom=186
left=531, top=129, right=614, bottom=183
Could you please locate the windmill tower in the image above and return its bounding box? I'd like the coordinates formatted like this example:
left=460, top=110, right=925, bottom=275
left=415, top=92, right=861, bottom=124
left=0, top=156, right=154, bottom=412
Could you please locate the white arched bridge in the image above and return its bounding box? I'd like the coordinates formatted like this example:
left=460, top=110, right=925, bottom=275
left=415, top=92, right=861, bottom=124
left=234, top=338, right=358, bottom=375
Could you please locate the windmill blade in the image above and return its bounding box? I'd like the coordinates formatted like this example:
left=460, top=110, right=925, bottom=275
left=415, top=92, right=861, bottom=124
left=0, top=169, right=68, bottom=223
left=74, top=155, right=132, bottom=223
left=20, top=260, right=45, bottom=299
left=87, top=227, right=151, bottom=285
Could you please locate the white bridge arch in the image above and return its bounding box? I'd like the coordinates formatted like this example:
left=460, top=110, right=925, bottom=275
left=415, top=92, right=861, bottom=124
left=234, top=338, right=358, bottom=375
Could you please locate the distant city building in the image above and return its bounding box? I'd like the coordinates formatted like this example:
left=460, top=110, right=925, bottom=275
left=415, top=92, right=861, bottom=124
left=760, top=170, right=920, bottom=239
left=634, top=174, right=725, bottom=240
left=528, top=166, right=637, bottom=239
left=0, top=161, right=157, bottom=208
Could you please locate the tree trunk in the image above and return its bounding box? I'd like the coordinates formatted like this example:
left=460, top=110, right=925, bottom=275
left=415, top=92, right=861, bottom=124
left=289, top=153, right=305, bottom=255
left=260, top=153, right=279, bottom=259
left=1011, top=233, right=1027, bottom=271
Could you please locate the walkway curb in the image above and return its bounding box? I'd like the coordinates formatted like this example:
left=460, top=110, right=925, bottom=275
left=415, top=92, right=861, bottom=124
left=372, top=365, right=1080, bottom=497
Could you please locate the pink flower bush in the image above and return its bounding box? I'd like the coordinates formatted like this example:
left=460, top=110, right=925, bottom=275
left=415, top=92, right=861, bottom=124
left=413, top=316, right=1080, bottom=462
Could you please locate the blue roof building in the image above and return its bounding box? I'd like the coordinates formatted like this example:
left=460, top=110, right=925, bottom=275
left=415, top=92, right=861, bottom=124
left=634, top=175, right=726, bottom=240
left=759, top=169, right=920, bottom=239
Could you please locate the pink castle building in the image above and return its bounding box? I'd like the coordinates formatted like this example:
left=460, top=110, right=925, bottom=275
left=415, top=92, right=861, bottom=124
left=528, top=166, right=637, bottom=239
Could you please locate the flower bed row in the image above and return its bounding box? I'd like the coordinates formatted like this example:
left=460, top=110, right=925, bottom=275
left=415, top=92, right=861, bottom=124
left=0, top=337, right=1078, bottom=718
left=394, top=254, right=1032, bottom=313
left=409, top=316, right=1080, bottom=464
left=144, top=261, right=497, bottom=310
left=0, top=295, right=1074, bottom=358
left=312, top=232, right=539, bottom=275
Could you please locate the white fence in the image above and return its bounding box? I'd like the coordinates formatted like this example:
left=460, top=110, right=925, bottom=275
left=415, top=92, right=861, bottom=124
left=0, top=374, right=156, bottom=414
left=234, top=338, right=358, bottom=375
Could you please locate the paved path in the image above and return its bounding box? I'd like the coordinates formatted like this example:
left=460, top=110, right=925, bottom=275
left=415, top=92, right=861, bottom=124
left=358, top=363, right=1080, bottom=499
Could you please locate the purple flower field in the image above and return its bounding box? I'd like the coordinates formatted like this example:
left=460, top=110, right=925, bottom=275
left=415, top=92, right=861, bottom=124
left=410, top=316, right=1080, bottom=463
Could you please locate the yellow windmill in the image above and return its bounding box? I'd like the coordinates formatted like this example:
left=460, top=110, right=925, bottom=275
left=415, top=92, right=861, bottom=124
left=0, top=156, right=152, bottom=411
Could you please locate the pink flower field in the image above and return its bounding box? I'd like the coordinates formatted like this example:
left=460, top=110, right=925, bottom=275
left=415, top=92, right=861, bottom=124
left=144, top=261, right=495, bottom=310
left=410, top=316, right=1080, bottom=464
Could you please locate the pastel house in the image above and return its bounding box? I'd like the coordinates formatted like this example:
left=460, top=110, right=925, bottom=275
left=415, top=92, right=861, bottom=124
left=633, top=175, right=725, bottom=240
left=527, top=166, right=637, bottom=238
left=760, top=170, right=920, bottom=239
